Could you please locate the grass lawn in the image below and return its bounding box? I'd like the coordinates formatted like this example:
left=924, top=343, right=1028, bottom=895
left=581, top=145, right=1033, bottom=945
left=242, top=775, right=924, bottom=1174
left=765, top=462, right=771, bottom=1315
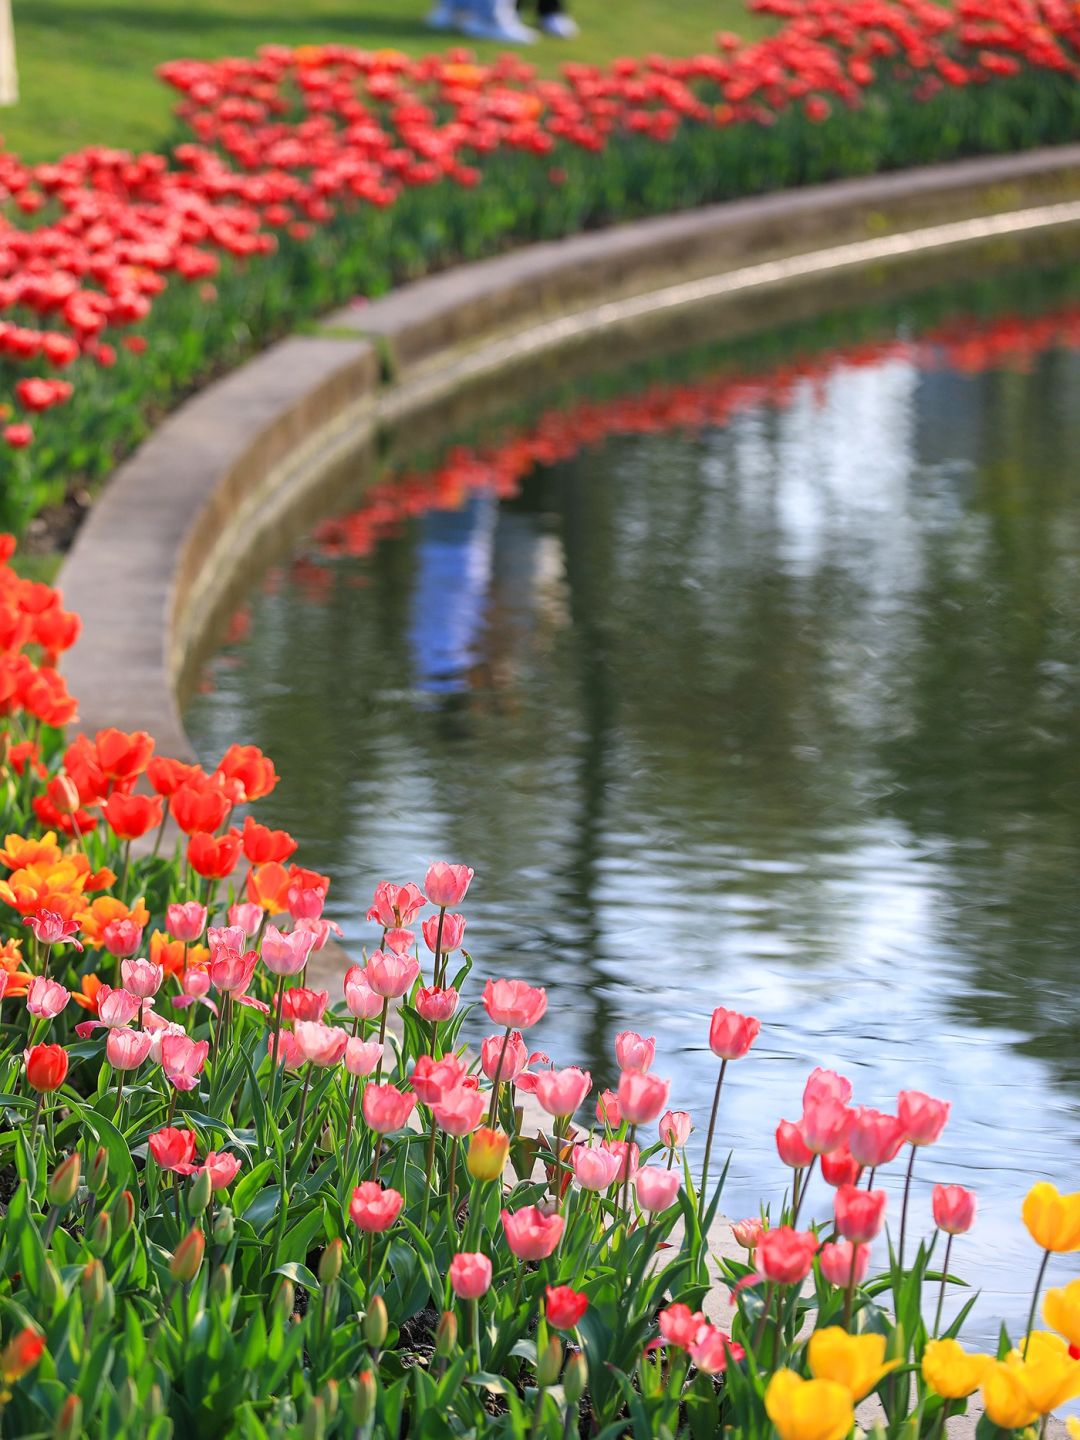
left=3, top=0, right=762, bottom=162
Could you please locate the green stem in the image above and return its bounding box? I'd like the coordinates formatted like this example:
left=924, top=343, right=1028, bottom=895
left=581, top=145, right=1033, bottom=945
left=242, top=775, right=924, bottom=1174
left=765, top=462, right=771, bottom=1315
left=698, top=1059, right=727, bottom=1219
left=486, top=1027, right=512, bottom=1128
left=897, top=1145, right=917, bottom=1273
left=933, top=1233, right=954, bottom=1337
left=1023, top=1250, right=1051, bottom=1357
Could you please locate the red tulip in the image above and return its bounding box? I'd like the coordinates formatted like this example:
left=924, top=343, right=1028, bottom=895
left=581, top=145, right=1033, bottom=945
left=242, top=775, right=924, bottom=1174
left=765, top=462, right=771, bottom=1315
left=545, top=1284, right=588, bottom=1330
left=932, top=1183, right=976, bottom=1235
left=834, top=1183, right=887, bottom=1244
left=708, top=1006, right=760, bottom=1060
left=755, top=1227, right=819, bottom=1285
left=349, top=1182, right=403, bottom=1233
left=25, top=1043, right=68, bottom=1093
left=898, top=1090, right=950, bottom=1146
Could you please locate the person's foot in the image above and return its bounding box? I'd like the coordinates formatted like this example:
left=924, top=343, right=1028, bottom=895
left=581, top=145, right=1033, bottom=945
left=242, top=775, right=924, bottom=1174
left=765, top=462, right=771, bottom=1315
left=425, top=2, right=462, bottom=29
left=460, top=0, right=538, bottom=42
left=539, top=12, right=579, bottom=37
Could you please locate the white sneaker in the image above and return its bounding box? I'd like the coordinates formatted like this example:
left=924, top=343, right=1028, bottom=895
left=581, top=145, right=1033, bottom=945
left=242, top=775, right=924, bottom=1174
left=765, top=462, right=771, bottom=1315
left=425, top=3, right=462, bottom=29
left=539, top=12, right=579, bottom=37
left=460, top=0, right=538, bottom=42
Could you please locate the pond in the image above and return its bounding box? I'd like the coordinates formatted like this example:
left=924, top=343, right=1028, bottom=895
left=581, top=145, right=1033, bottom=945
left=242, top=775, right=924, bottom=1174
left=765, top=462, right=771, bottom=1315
left=186, top=263, right=1080, bottom=1340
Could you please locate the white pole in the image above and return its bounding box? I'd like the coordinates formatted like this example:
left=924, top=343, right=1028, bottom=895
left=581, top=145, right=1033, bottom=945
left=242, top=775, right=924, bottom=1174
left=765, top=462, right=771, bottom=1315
left=0, top=0, right=17, bottom=108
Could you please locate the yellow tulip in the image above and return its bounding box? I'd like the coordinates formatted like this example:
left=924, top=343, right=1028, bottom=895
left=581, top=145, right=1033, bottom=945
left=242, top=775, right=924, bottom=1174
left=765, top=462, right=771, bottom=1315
left=921, top=1339, right=993, bottom=1399
left=466, top=1127, right=509, bottom=1182
left=1044, top=1279, right=1080, bottom=1348
left=765, top=1369, right=854, bottom=1440
left=807, top=1328, right=901, bottom=1401
left=1009, top=1332, right=1080, bottom=1415
left=982, top=1362, right=1040, bottom=1430
left=1067, top=1416, right=1080, bottom=1440
left=1022, top=1183, right=1080, bottom=1253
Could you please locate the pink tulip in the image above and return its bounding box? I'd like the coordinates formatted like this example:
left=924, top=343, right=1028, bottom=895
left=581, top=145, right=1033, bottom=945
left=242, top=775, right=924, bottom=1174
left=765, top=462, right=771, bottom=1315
left=226, top=902, right=262, bottom=937
left=286, top=882, right=325, bottom=921
left=268, top=1029, right=303, bottom=1069
left=690, top=1325, right=743, bottom=1374
left=167, top=902, right=208, bottom=942
left=596, top=1089, right=622, bottom=1129
left=424, top=862, right=474, bottom=909
left=160, top=1033, right=209, bottom=1091
left=349, top=1181, right=403, bottom=1233
left=102, top=919, right=143, bottom=958
left=617, top=1070, right=670, bottom=1125
left=292, top=916, right=342, bottom=951
left=659, top=1109, right=693, bottom=1148
left=412, top=1054, right=468, bottom=1105
left=803, top=1067, right=853, bottom=1108
left=848, top=1107, right=906, bottom=1169
left=26, top=976, right=70, bottom=1020
left=731, top=1217, right=764, bottom=1249
left=432, top=1084, right=487, bottom=1136
left=200, top=1151, right=242, bottom=1191
left=480, top=1030, right=527, bottom=1082
left=344, top=966, right=383, bottom=1020
left=835, top=1184, right=887, bottom=1243
left=500, top=1205, right=564, bottom=1261
left=534, top=1067, right=591, bottom=1119
left=178, top=967, right=211, bottom=1003
left=601, top=1137, right=639, bottom=1182
left=144, top=1016, right=186, bottom=1064
left=572, top=1144, right=623, bottom=1191
left=383, top=927, right=415, bottom=956
left=615, top=1031, right=655, bottom=1072
left=932, top=1184, right=976, bottom=1235
left=281, top=988, right=328, bottom=1024
left=24, top=909, right=83, bottom=950
left=801, top=1096, right=851, bottom=1155
left=98, top=986, right=142, bottom=1028
left=415, top=986, right=459, bottom=1022
left=292, top=1021, right=348, bottom=1068
left=776, top=1118, right=814, bottom=1169
left=709, top=1007, right=760, bottom=1061
left=362, top=1083, right=416, bottom=1134
left=209, top=948, right=258, bottom=994
left=898, top=1090, right=950, bottom=1146
left=634, top=1166, right=681, bottom=1212
left=121, top=958, right=163, bottom=999
left=367, top=881, right=425, bottom=929
left=449, top=1251, right=492, bottom=1299
left=482, top=978, right=546, bottom=1030
left=755, top=1227, right=819, bottom=1285
left=821, top=1146, right=861, bottom=1189
left=422, top=912, right=466, bottom=955
left=261, top=924, right=315, bottom=976
left=106, top=1028, right=153, bottom=1070
left=819, top=1240, right=870, bottom=1287
left=365, top=950, right=420, bottom=999
left=207, top=925, right=249, bottom=956
left=344, top=1037, right=384, bottom=1077
left=659, top=1304, right=706, bottom=1350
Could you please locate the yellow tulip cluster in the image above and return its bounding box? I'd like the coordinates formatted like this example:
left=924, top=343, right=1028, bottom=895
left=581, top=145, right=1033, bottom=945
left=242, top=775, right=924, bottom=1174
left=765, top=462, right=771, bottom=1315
left=765, top=1331, right=900, bottom=1440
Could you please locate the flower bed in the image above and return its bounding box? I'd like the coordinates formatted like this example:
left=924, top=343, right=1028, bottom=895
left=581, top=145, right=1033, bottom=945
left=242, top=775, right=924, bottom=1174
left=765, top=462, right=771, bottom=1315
left=1, top=0, right=1080, bottom=533
left=0, top=540, right=1078, bottom=1435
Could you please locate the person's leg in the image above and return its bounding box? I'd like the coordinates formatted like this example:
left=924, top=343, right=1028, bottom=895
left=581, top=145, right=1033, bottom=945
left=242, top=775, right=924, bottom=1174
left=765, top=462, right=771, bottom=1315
left=536, top=0, right=578, bottom=36
left=461, top=0, right=538, bottom=42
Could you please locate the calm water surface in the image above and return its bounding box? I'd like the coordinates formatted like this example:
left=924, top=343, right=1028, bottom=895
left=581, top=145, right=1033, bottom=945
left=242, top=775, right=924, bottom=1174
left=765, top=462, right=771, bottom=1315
left=187, top=278, right=1080, bottom=1339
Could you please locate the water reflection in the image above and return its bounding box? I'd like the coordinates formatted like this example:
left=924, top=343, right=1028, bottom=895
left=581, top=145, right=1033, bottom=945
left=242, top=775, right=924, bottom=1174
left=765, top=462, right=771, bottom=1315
left=186, top=286, right=1080, bottom=1338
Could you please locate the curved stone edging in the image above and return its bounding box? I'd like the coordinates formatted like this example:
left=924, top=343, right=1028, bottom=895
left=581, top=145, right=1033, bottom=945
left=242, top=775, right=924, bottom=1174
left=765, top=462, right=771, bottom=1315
left=59, top=144, right=1080, bottom=764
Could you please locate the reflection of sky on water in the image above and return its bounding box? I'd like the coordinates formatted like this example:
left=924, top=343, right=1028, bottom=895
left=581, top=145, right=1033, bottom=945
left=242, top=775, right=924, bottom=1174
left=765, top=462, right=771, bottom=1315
left=188, top=333, right=1080, bottom=1344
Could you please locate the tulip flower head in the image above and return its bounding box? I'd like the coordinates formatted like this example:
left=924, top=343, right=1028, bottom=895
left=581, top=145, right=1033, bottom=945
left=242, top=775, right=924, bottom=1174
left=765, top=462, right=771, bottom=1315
left=808, top=1327, right=900, bottom=1401
left=349, top=1182, right=403, bottom=1233
left=834, top=1184, right=887, bottom=1244
left=615, top=1030, right=655, bottom=1072
left=765, top=1370, right=854, bottom=1440
left=261, top=924, right=315, bottom=976
left=776, top=1119, right=814, bottom=1169
left=634, top=1166, right=681, bottom=1212
left=659, top=1109, right=693, bottom=1149
left=501, top=1205, right=564, bottom=1261
left=659, top=1304, right=706, bottom=1351
left=534, top=1066, right=591, bottom=1118
left=25, top=1042, right=68, bottom=1093
left=573, top=1144, right=623, bottom=1192
left=922, top=1339, right=993, bottom=1399
left=424, top=862, right=474, bottom=909
left=819, top=1239, right=870, bottom=1287
left=898, top=1089, right=950, bottom=1147
left=616, top=1070, right=670, bottom=1126
left=1023, top=1182, right=1080, bottom=1253
left=545, top=1285, right=588, bottom=1330
left=709, top=1006, right=760, bottom=1061
left=449, top=1251, right=492, bottom=1299
left=482, top=978, right=547, bottom=1030
left=755, top=1227, right=819, bottom=1285
left=362, top=1083, right=416, bottom=1134
left=933, top=1183, right=977, bottom=1235
left=106, top=1028, right=153, bottom=1070
left=365, top=950, right=420, bottom=999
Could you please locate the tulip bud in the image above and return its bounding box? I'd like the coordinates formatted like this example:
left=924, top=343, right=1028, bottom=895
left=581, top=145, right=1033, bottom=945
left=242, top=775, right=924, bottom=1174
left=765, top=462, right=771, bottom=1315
left=188, top=1167, right=213, bottom=1217
left=110, top=1188, right=134, bottom=1238
left=39, top=1257, right=62, bottom=1309
left=301, top=1398, right=325, bottom=1440
left=169, top=1228, right=205, bottom=1284
left=148, top=1384, right=165, bottom=1419
left=89, top=1211, right=111, bottom=1257
left=467, top=1127, right=510, bottom=1182
left=320, top=1125, right=333, bottom=1152
left=117, top=1379, right=139, bottom=1424
left=0, top=1328, right=44, bottom=1383
left=47, top=1153, right=81, bottom=1208
left=352, top=1370, right=376, bottom=1426
left=87, top=1146, right=109, bottom=1195
left=210, top=1264, right=232, bottom=1306
left=537, top=1336, right=562, bottom=1389
left=564, top=1351, right=588, bottom=1407
left=80, top=1260, right=105, bottom=1307
left=53, top=1395, right=83, bottom=1440
left=319, top=1380, right=339, bottom=1420
left=273, top=1278, right=295, bottom=1325
left=213, top=1206, right=235, bottom=1245
left=363, top=1295, right=388, bottom=1349
left=435, top=1310, right=458, bottom=1357
left=51, top=774, right=80, bottom=815
left=318, top=1238, right=343, bottom=1286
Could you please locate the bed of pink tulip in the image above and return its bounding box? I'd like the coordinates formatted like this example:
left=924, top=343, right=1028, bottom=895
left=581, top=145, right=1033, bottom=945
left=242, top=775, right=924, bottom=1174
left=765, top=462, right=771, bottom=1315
left=0, top=537, right=1077, bottom=1436
left=1, top=0, right=1079, bottom=530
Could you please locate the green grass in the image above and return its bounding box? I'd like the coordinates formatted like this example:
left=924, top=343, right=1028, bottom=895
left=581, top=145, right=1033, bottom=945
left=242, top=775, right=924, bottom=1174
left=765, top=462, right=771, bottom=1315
left=1, top=0, right=761, bottom=163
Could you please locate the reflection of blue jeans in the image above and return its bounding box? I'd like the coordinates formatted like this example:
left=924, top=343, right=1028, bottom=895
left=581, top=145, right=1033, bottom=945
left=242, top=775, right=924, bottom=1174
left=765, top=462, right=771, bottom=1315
left=409, top=494, right=496, bottom=694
